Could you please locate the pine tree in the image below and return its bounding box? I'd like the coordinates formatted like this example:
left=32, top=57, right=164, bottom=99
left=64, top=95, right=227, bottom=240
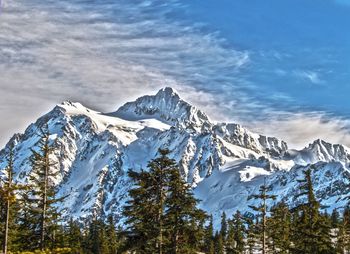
left=65, top=218, right=83, bottom=253
left=0, top=146, right=22, bottom=254
left=85, top=219, right=109, bottom=254
left=291, top=167, right=335, bottom=254
left=124, top=149, right=207, bottom=253
left=204, top=215, right=215, bottom=254
left=123, top=150, right=171, bottom=253
left=148, top=149, right=175, bottom=254
left=245, top=217, right=259, bottom=254
left=337, top=206, right=350, bottom=254
left=165, top=163, right=207, bottom=253
left=226, top=211, right=245, bottom=254
left=0, top=190, right=4, bottom=250
left=248, top=179, right=276, bottom=254
left=267, top=201, right=291, bottom=253
left=105, top=215, right=119, bottom=254
left=220, top=212, right=227, bottom=245
left=214, top=231, right=224, bottom=254
left=209, top=241, right=215, bottom=254
left=25, top=127, right=65, bottom=251
left=123, top=168, right=157, bottom=253
left=345, top=207, right=350, bottom=253
left=226, top=218, right=235, bottom=254
left=15, top=186, right=37, bottom=251
left=331, top=208, right=340, bottom=228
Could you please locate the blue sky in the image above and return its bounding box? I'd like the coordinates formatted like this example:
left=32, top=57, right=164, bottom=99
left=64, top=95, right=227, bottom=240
left=183, top=0, right=350, bottom=114
left=0, top=0, right=349, bottom=148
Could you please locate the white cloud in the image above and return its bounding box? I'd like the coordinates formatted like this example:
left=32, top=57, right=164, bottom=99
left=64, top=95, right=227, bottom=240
left=294, top=70, right=323, bottom=85
left=0, top=0, right=349, bottom=153
left=0, top=0, right=249, bottom=146
left=244, top=112, right=350, bottom=149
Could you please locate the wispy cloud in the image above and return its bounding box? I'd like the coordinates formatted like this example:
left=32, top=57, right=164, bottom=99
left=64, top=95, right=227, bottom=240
left=0, top=0, right=349, bottom=151
left=294, top=70, right=324, bottom=85
left=0, top=0, right=249, bottom=145
left=245, top=112, right=350, bottom=149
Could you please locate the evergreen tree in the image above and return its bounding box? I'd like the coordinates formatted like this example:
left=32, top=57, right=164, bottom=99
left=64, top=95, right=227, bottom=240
left=65, top=218, right=83, bottom=254
left=15, top=187, right=37, bottom=251
left=0, top=146, right=22, bottom=254
left=226, top=218, right=235, bottom=254
left=1, top=147, right=15, bottom=254
left=147, top=149, right=174, bottom=254
left=105, top=215, right=120, bottom=254
left=267, top=201, right=291, bottom=253
left=291, top=167, right=335, bottom=254
left=165, top=162, right=207, bottom=253
left=214, top=231, right=224, bottom=254
left=220, top=212, right=227, bottom=245
left=0, top=188, right=4, bottom=250
left=226, top=211, right=245, bottom=254
left=86, top=219, right=108, bottom=254
left=26, top=127, right=65, bottom=250
left=248, top=179, right=276, bottom=254
left=337, top=206, right=350, bottom=253
left=123, top=149, right=207, bottom=253
left=245, top=217, right=259, bottom=254
left=208, top=240, right=215, bottom=254
left=204, top=215, right=215, bottom=254
left=331, top=208, right=340, bottom=228
left=123, top=168, right=157, bottom=253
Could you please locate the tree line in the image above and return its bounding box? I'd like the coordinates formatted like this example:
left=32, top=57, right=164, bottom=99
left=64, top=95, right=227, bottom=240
left=1, top=127, right=350, bottom=253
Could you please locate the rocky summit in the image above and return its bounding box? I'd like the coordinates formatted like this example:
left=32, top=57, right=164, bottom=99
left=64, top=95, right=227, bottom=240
left=1, top=87, right=350, bottom=226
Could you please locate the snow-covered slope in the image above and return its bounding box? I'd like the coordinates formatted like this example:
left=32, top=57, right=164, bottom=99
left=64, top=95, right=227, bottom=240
left=1, top=87, right=350, bottom=223
left=114, top=87, right=211, bottom=132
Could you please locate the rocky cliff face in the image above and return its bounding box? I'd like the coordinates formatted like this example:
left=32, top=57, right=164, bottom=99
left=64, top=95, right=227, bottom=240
left=1, top=87, right=349, bottom=224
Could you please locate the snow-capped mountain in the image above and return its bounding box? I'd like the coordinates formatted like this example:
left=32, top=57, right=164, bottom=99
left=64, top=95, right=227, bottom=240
left=1, top=87, right=350, bottom=225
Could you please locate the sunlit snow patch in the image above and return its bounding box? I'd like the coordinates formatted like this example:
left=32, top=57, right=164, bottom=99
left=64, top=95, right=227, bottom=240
left=239, top=166, right=271, bottom=182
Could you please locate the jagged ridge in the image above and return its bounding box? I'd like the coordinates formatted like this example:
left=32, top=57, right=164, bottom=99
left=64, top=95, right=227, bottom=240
left=0, top=87, right=349, bottom=225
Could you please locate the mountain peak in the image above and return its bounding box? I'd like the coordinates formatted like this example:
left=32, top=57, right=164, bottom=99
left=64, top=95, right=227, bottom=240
left=156, top=87, right=179, bottom=98
left=308, top=138, right=341, bottom=149
left=58, top=100, right=85, bottom=109
left=297, top=138, right=350, bottom=164
left=113, top=87, right=210, bottom=130
left=53, top=101, right=97, bottom=117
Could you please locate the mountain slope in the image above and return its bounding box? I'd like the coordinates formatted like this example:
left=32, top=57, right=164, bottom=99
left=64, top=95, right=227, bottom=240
left=1, top=87, right=349, bottom=224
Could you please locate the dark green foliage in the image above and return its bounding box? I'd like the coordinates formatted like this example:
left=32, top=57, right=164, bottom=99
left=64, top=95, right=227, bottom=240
left=204, top=215, right=215, bottom=254
left=20, top=127, right=65, bottom=251
left=267, top=201, right=291, bottom=253
left=290, top=167, right=335, bottom=254
left=15, top=187, right=38, bottom=251
left=226, top=211, right=245, bottom=254
left=220, top=212, right=227, bottom=243
left=105, top=215, right=120, bottom=254
left=214, top=231, right=224, bottom=254
left=65, top=218, right=83, bottom=254
left=123, top=149, right=207, bottom=253
left=165, top=161, right=207, bottom=253
left=123, top=168, right=157, bottom=252
left=3, top=135, right=350, bottom=254
left=248, top=179, right=276, bottom=254
left=0, top=191, right=4, bottom=250
left=0, top=147, right=22, bottom=254
left=245, top=217, right=259, bottom=254
left=336, top=207, right=350, bottom=253
left=331, top=208, right=340, bottom=228
left=63, top=216, right=122, bottom=254
left=86, top=219, right=109, bottom=254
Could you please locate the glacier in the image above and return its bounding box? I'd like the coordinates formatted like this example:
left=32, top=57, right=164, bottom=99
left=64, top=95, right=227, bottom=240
left=1, top=87, right=350, bottom=226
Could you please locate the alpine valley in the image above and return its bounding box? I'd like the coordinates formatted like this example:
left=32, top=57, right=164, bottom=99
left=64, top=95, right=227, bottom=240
left=1, top=87, right=350, bottom=226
